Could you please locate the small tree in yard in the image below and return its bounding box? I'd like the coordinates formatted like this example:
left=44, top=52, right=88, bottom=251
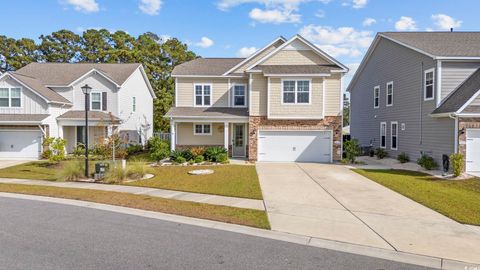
left=43, top=137, right=66, bottom=162
left=344, top=139, right=362, bottom=163
left=450, top=153, right=465, bottom=177
left=148, top=137, right=170, bottom=162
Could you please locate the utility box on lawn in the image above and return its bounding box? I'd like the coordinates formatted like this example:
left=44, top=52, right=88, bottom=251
left=94, top=163, right=110, bottom=180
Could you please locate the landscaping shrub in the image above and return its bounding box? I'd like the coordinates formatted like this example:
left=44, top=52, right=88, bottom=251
left=104, top=165, right=127, bottom=184
left=91, top=143, right=109, bottom=158
left=127, top=144, right=143, bottom=155
left=216, top=153, right=229, bottom=163
left=180, top=149, right=194, bottom=161
left=417, top=154, right=438, bottom=170
left=175, top=156, right=187, bottom=164
left=397, top=152, right=410, bottom=163
left=450, top=153, right=465, bottom=177
left=115, top=148, right=128, bottom=159
left=58, top=160, right=85, bottom=181
left=41, top=149, right=52, bottom=160
left=204, top=147, right=228, bottom=162
left=190, top=147, right=205, bottom=157
left=188, top=159, right=195, bottom=165
left=126, top=162, right=147, bottom=180
left=170, top=150, right=183, bottom=160
left=344, top=139, right=362, bottom=163
left=194, top=155, right=204, bottom=163
left=148, top=137, right=170, bottom=162
left=72, top=144, right=85, bottom=157
left=375, top=148, right=389, bottom=159
left=49, top=138, right=67, bottom=162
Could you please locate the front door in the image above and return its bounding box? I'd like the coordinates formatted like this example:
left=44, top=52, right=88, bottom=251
left=232, top=124, right=245, bottom=157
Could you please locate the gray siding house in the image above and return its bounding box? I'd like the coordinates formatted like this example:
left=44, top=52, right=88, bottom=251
left=348, top=32, right=480, bottom=175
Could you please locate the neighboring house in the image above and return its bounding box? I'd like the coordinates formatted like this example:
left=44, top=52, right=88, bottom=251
left=348, top=32, right=480, bottom=175
left=0, top=63, right=155, bottom=159
left=166, top=35, right=348, bottom=162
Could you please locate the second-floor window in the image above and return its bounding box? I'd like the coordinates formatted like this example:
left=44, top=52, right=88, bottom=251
left=282, top=80, right=310, bottom=104
left=374, top=86, right=380, bottom=108
left=233, top=85, right=246, bottom=107
left=386, top=82, right=393, bottom=106
left=91, top=92, right=102, bottom=110
left=132, top=97, right=136, bottom=112
left=424, top=68, right=435, bottom=101
left=195, top=84, right=211, bottom=106
left=0, top=87, right=21, bottom=108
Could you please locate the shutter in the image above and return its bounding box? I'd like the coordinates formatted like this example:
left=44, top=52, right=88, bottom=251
left=102, top=92, right=107, bottom=111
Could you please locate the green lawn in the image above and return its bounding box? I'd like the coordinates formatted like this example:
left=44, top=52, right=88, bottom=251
left=127, top=165, right=263, bottom=200
left=353, top=169, right=480, bottom=225
left=0, top=161, right=61, bottom=181
left=0, top=183, right=270, bottom=229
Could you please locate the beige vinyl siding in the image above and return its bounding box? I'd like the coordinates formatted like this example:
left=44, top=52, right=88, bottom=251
left=176, top=122, right=224, bottom=145
left=249, top=74, right=267, bottom=116
left=268, top=77, right=323, bottom=118
left=233, top=40, right=284, bottom=73
left=441, top=62, right=480, bottom=101
left=324, top=74, right=342, bottom=116
left=176, top=78, right=229, bottom=107
left=262, top=50, right=329, bottom=66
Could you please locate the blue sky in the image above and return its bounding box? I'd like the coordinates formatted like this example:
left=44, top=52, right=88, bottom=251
left=1, top=0, right=477, bottom=81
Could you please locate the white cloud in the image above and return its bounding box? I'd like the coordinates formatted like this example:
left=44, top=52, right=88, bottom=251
left=395, top=16, right=417, bottom=31
left=352, top=0, right=367, bottom=8
left=139, top=0, right=163, bottom=15
left=431, top=14, right=462, bottom=30
left=315, top=9, right=326, bottom=18
left=195, top=37, right=214, bottom=48
left=63, top=0, right=99, bottom=13
left=249, top=8, right=300, bottom=23
left=237, top=47, right=258, bottom=57
left=299, top=25, right=373, bottom=58
left=362, top=17, right=376, bottom=27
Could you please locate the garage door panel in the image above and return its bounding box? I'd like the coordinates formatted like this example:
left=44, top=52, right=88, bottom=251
left=258, top=131, right=331, bottom=163
left=0, top=131, right=42, bottom=159
left=466, top=129, right=480, bottom=172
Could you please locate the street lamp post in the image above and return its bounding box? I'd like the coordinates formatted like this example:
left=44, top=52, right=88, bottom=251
left=81, top=84, right=92, bottom=178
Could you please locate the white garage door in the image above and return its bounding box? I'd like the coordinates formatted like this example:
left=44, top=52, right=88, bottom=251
left=466, top=129, right=480, bottom=173
left=0, top=130, right=42, bottom=159
left=258, top=130, right=332, bottom=162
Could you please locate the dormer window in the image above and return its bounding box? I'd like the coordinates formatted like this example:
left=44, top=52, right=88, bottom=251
left=194, top=84, right=211, bottom=107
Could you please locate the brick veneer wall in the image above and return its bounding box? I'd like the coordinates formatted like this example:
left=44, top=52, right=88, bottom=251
left=248, top=116, right=343, bottom=162
left=458, top=118, right=480, bottom=171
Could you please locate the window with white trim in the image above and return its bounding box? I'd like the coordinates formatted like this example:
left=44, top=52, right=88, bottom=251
left=132, top=97, right=136, bottom=112
left=0, top=87, right=21, bottom=107
left=424, top=69, right=435, bottom=101
left=380, top=122, right=386, bottom=149
left=90, top=92, right=102, bottom=110
left=282, top=80, right=310, bottom=104
left=233, top=85, right=246, bottom=107
left=386, top=82, right=393, bottom=106
left=373, top=86, right=380, bottom=108
left=194, top=84, right=211, bottom=106
left=193, top=124, right=212, bottom=135
left=391, top=122, right=398, bottom=150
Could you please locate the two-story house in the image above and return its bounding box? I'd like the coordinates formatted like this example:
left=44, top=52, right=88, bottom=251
left=0, top=63, right=155, bottom=159
left=166, top=35, right=348, bottom=162
left=348, top=32, right=480, bottom=176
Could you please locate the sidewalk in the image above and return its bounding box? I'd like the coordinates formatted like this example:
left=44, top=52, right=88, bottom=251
left=0, top=178, right=265, bottom=211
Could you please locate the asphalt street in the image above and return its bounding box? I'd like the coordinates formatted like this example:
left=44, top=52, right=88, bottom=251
left=0, top=197, right=436, bottom=270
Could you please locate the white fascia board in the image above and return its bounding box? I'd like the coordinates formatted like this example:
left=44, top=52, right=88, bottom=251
left=137, top=65, right=156, bottom=98
left=222, top=36, right=287, bottom=76
left=435, top=56, right=480, bottom=60
left=456, top=89, right=480, bottom=114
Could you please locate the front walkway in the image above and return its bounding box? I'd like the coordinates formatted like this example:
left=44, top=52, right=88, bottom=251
left=256, top=163, right=480, bottom=264
left=0, top=160, right=30, bottom=169
left=0, top=178, right=265, bottom=211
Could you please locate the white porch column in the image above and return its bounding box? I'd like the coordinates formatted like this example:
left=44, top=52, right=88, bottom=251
left=170, top=120, right=176, bottom=151
left=224, top=122, right=229, bottom=150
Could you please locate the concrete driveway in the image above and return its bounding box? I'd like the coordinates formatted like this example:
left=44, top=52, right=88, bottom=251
left=257, top=163, right=480, bottom=264
left=0, top=160, right=29, bottom=169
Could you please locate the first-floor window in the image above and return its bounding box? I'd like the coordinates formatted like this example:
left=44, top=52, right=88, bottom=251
left=194, top=123, right=211, bottom=135
left=195, top=84, right=211, bottom=106
left=91, top=92, right=101, bottom=110
left=233, top=85, right=246, bottom=107
left=380, top=122, right=386, bottom=149
left=391, top=122, right=398, bottom=150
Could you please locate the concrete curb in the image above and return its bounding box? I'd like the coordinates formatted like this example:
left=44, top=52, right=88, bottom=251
left=0, top=192, right=478, bottom=270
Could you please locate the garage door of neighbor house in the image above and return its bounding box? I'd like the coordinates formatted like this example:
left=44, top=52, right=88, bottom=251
left=466, top=129, right=480, bottom=173
left=0, top=130, right=42, bottom=159
left=258, top=130, right=332, bottom=162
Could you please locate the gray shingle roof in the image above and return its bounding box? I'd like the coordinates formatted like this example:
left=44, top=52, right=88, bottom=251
left=382, top=32, right=480, bottom=57
left=432, top=68, right=480, bottom=114
left=9, top=73, right=71, bottom=104
left=0, top=114, right=49, bottom=122
left=57, top=111, right=121, bottom=122
left=171, top=58, right=245, bottom=76
left=165, top=107, right=248, bottom=118
left=16, top=63, right=141, bottom=86
left=256, top=65, right=342, bottom=74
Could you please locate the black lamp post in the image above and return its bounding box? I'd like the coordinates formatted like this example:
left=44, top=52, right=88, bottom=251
left=81, top=84, right=92, bottom=178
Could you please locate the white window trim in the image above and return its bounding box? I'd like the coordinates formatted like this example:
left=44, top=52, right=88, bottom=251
left=424, top=68, right=435, bottom=101
left=380, top=121, right=387, bottom=149
left=90, top=91, right=102, bottom=111
left=386, top=81, right=393, bottom=107
left=193, top=83, right=213, bottom=107
left=132, top=96, right=136, bottom=112
left=0, top=87, right=22, bottom=108
left=390, top=121, right=398, bottom=150
left=281, top=78, right=312, bottom=105
left=232, top=83, right=247, bottom=108
left=373, top=85, right=380, bottom=109
left=193, top=123, right=212, bottom=136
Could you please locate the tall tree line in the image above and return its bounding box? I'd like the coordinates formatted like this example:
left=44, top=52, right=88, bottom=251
left=0, top=29, right=197, bottom=132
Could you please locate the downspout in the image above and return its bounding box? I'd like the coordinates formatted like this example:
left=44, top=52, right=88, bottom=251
left=449, top=113, right=458, bottom=153
left=420, top=62, right=424, bottom=146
